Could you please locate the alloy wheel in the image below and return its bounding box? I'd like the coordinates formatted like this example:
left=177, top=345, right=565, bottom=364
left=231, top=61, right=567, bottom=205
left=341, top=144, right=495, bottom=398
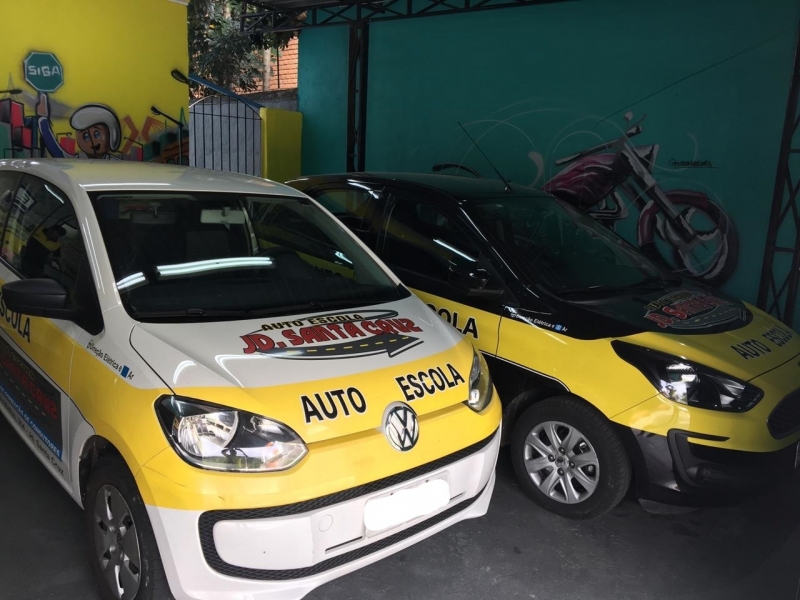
left=523, top=420, right=600, bottom=504
left=93, top=484, right=142, bottom=600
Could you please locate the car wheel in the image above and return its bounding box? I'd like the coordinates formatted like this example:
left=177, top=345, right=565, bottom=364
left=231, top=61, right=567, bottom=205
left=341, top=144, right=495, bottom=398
left=511, top=396, right=631, bottom=519
left=84, top=455, right=174, bottom=600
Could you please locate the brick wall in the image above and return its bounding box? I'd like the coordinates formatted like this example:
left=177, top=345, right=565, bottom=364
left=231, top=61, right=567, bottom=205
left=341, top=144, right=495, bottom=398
left=269, top=36, right=298, bottom=90
left=228, top=36, right=299, bottom=96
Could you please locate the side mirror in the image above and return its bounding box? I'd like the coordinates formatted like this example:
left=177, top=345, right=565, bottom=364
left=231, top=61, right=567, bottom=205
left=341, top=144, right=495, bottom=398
left=465, top=268, right=491, bottom=290
left=466, top=287, right=505, bottom=301
left=447, top=266, right=505, bottom=301
left=2, top=278, right=79, bottom=321
left=448, top=265, right=490, bottom=288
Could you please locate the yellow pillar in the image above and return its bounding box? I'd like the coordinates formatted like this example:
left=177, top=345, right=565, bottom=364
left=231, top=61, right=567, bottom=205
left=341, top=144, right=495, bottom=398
left=260, top=107, right=303, bottom=182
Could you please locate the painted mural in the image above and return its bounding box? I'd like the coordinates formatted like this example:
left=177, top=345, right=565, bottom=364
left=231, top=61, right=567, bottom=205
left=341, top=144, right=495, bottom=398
left=434, top=110, right=738, bottom=287
left=1, top=58, right=188, bottom=164
left=295, top=0, right=798, bottom=304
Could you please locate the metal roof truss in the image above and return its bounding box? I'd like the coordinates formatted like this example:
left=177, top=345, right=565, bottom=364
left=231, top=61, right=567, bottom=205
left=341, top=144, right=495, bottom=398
left=240, top=0, right=567, bottom=34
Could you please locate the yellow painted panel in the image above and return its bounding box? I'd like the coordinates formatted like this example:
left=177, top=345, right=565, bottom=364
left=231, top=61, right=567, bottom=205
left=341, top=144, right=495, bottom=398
left=69, top=343, right=172, bottom=474
left=0, top=0, right=188, bottom=163
left=139, top=394, right=501, bottom=510
left=497, top=317, right=658, bottom=417
left=261, top=107, right=303, bottom=182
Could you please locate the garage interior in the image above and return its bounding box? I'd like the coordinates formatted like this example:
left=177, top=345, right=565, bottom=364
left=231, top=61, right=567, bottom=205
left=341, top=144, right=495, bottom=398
left=1, top=0, right=800, bottom=598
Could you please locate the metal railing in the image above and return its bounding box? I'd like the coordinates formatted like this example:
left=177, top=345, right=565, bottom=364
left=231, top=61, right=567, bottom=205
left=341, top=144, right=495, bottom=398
left=188, top=82, right=262, bottom=176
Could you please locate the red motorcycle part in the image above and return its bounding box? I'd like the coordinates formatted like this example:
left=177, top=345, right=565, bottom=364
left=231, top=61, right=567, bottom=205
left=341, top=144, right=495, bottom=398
left=638, top=190, right=739, bottom=287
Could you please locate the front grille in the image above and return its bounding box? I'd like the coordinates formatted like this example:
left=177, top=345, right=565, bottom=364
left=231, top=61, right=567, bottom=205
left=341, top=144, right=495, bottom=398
left=198, top=428, right=496, bottom=580
left=768, top=389, right=800, bottom=439
left=200, top=487, right=483, bottom=581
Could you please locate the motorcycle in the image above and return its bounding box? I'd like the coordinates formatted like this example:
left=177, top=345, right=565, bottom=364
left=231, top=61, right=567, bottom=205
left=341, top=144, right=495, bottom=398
left=434, top=113, right=739, bottom=287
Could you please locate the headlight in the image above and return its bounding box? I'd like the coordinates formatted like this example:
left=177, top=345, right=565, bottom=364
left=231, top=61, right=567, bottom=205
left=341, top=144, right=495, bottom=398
left=612, top=341, right=762, bottom=412
left=465, top=349, right=493, bottom=412
left=156, top=396, right=308, bottom=472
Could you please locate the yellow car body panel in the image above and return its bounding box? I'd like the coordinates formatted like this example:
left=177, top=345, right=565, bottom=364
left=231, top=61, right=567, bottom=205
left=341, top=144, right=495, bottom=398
left=139, top=394, right=500, bottom=511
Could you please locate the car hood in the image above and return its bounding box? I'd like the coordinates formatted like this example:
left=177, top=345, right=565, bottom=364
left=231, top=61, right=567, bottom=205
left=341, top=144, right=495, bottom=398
left=130, top=296, right=475, bottom=443
left=540, top=281, right=800, bottom=380
left=581, top=283, right=753, bottom=336
left=618, top=302, right=800, bottom=382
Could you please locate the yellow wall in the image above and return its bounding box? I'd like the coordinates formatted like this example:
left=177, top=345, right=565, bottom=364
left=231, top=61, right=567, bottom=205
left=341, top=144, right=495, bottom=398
left=0, top=0, right=188, bottom=163
left=261, top=107, right=303, bottom=182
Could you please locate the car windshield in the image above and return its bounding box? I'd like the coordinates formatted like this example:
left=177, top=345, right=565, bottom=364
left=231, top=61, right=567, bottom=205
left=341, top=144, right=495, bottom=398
left=90, top=191, right=407, bottom=321
left=467, top=195, right=666, bottom=296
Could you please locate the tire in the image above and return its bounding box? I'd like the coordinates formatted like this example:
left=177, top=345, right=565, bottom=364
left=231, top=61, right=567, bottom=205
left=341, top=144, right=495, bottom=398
left=510, top=396, right=631, bottom=519
left=84, top=455, right=174, bottom=600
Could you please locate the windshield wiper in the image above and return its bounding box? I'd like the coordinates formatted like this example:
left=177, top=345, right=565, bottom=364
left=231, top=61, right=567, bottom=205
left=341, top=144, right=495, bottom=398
left=245, top=298, right=366, bottom=319
left=128, top=308, right=249, bottom=319
left=558, top=276, right=672, bottom=298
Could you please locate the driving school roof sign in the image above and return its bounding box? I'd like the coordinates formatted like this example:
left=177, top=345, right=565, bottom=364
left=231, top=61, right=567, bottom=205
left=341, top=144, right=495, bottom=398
left=24, top=52, right=64, bottom=93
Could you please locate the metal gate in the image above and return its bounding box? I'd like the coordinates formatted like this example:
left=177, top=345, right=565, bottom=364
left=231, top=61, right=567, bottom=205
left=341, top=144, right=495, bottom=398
left=189, top=93, right=262, bottom=176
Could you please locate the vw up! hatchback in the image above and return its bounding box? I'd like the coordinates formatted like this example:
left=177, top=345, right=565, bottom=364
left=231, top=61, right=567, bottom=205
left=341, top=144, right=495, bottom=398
left=0, top=161, right=500, bottom=600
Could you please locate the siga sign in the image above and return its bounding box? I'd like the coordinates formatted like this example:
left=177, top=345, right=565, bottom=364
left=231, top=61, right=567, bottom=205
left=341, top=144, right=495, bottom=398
left=24, top=52, right=64, bottom=93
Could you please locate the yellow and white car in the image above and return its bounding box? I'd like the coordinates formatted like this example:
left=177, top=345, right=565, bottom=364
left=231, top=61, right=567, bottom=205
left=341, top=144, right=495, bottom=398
left=0, top=160, right=500, bottom=600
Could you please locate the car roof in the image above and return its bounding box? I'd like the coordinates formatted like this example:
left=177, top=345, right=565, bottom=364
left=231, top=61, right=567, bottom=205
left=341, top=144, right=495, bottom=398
left=0, top=159, right=305, bottom=197
left=290, top=172, right=553, bottom=201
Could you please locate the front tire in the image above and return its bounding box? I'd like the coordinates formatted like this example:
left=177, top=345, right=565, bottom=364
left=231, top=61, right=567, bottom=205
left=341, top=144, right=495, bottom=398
left=84, top=455, right=174, bottom=600
left=511, top=396, right=631, bottom=519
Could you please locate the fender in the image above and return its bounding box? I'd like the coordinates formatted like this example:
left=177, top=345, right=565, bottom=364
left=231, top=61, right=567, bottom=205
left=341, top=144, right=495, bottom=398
left=69, top=416, right=96, bottom=506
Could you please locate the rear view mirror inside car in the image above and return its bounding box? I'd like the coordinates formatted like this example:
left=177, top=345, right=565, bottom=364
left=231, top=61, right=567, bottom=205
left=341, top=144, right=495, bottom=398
left=201, top=208, right=246, bottom=225
left=130, top=210, right=177, bottom=225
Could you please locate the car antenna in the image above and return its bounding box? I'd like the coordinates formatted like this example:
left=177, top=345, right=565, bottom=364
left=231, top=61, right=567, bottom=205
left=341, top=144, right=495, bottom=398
left=458, top=122, right=513, bottom=192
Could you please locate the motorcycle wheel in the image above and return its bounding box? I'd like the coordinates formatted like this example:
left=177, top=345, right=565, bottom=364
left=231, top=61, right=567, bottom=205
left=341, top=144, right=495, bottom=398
left=640, top=191, right=739, bottom=288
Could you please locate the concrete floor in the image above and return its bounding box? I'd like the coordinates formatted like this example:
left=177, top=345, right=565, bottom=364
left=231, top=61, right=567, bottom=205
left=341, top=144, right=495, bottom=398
left=1, top=414, right=798, bottom=600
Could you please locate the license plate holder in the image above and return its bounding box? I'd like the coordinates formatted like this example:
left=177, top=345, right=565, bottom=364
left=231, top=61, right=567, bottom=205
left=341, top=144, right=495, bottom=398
left=363, top=475, right=450, bottom=535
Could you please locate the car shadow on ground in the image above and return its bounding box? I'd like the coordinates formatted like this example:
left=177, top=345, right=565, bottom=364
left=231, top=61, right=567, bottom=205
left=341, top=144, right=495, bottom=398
left=308, top=448, right=800, bottom=600
left=0, top=418, right=798, bottom=600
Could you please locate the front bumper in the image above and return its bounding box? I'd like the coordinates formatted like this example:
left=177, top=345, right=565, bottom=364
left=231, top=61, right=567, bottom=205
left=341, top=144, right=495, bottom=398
left=147, top=426, right=500, bottom=600
left=613, top=351, right=800, bottom=506
left=621, top=427, right=800, bottom=506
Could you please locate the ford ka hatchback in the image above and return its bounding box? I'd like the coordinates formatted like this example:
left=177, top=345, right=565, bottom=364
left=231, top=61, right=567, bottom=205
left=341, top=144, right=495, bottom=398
left=288, top=173, right=800, bottom=519
left=0, top=161, right=500, bottom=600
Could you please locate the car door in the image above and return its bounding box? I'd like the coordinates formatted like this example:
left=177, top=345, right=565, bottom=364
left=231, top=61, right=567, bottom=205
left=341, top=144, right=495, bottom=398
left=303, top=183, right=382, bottom=250
left=0, top=173, right=92, bottom=489
left=375, top=190, right=505, bottom=356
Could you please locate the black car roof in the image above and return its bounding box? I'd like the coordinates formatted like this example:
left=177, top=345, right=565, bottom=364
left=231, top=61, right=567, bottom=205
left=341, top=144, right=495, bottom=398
left=290, top=172, right=553, bottom=202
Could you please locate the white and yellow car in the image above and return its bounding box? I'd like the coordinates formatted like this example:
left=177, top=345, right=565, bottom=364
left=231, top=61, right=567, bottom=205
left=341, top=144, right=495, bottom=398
left=0, top=160, right=500, bottom=600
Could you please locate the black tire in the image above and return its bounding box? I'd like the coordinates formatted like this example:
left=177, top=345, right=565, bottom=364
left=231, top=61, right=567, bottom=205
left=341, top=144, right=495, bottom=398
left=84, top=455, right=174, bottom=600
left=510, top=396, right=631, bottom=519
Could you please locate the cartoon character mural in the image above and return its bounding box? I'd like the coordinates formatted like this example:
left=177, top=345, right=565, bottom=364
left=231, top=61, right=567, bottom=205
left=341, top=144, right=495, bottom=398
left=434, top=111, right=738, bottom=288
left=33, top=93, right=121, bottom=159
left=1, top=52, right=188, bottom=164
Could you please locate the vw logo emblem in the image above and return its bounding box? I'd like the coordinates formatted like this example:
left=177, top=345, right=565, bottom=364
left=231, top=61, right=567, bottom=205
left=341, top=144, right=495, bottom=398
left=383, top=403, right=419, bottom=452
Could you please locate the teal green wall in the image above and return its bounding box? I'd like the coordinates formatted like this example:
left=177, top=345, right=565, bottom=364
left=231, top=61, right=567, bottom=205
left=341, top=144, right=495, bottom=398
left=299, top=0, right=799, bottom=304
left=298, top=25, right=349, bottom=174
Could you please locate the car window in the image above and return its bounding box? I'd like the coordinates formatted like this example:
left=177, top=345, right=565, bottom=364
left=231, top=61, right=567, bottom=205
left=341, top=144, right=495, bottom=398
left=379, top=196, right=501, bottom=294
left=468, top=196, right=663, bottom=295
left=1, top=175, right=86, bottom=298
left=313, top=188, right=375, bottom=230
left=310, top=186, right=380, bottom=248
left=90, top=191, right=407, bottom=321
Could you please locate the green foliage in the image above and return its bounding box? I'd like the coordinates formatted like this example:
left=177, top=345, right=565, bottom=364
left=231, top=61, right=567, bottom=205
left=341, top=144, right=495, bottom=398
left=188, top=0, right=294, bottom=96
